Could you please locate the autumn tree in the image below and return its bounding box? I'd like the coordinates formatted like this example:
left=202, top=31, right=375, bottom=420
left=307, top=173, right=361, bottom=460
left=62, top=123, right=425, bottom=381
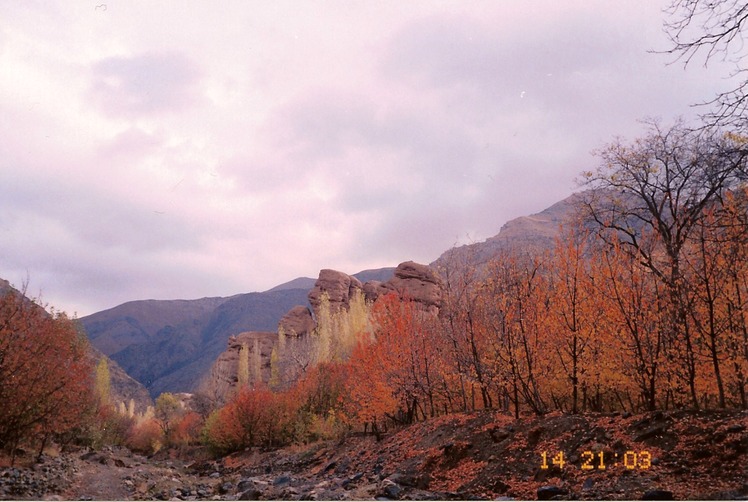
left=719, top=189, right=748, bottom=408
left=0, top=289, right=95, bottom=460
left=251, top=338, right=262, bottom=386
left=438, top=248, right=494, bottom=411
left=546, top=226, right=602, bottom=413
left=237, top=342, right=249, bottom=388
left=580, top=120, right=748, bottom=408
left=345, top=293, right=445, bottom=433
left=94, top=357, right=112, bottom=407
left=683, top=188, right=748, bottom=407
left=596, top=239, right=669, bottom=411
left=314, top=293, right=333, bottom=364
left=154, top=392, right=182, bottom=441
left=480, top=254, right=550, bottom=417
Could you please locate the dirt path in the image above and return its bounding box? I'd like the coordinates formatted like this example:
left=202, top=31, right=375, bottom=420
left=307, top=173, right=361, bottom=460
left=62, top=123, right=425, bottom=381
left=63, top=452, right=135, bottom=501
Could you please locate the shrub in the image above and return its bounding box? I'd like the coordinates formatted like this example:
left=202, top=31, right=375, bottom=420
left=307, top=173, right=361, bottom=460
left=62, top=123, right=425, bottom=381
left=125, top=418, right=163, bottom=455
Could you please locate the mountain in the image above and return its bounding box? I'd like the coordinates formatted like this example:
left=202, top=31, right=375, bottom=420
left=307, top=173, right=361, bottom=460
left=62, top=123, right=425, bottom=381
left=80, top=188, right=581, bottom=400
left=0, top=278, right=152, bottom=413
left=200, top=263, right=437, bottom=403
left=352, top=267, right=396, bottom=283
left=266, top=277, right=317, bottom=292
left=266, top=268, right=395, bottom=293
left=431, top=192, right=581, bottom=270
left=81, top=265, right=397, bottom=397
left=81, top=289, right=310, bottom=397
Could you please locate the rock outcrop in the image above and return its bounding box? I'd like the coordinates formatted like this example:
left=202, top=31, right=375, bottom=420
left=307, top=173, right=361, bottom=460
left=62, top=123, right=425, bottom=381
left=203, top=262, right=442, bottom=404
left=278, top=306, right=315, bottom=337
left=199, top=331, right=277, bottom=404
left=307, top=269, right=363, bottom=316
left=362, top=261, right=443, bottom=314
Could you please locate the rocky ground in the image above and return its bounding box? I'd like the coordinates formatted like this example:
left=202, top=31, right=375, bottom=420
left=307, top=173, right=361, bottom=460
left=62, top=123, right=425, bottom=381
left=0, top=409, right=745, bottom=500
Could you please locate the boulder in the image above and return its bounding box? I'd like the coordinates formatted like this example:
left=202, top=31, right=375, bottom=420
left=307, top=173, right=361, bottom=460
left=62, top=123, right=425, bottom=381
left=364, top=261, right=443, bottom=314
left=278, top=306, right=315, bottom=337
left=308, top=269, right=363, bottom=316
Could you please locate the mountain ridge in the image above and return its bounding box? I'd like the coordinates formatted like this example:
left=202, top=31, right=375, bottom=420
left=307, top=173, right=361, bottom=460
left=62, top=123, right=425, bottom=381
left=78, top=193, right=578, bottom=397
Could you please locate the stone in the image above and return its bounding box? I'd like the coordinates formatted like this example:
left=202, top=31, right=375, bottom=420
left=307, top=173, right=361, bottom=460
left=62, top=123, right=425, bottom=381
left=274, top=475, right=292, bottom=486
left=380, top=479, right=402, bottom=499
left=237, top=479, right=255, bottom=492
left=363, top=262, right=443, bottom=314
left=537, top=485, right=568, bottom=500
left=239, top=488, right=263, bottom=500
left=308, top=269, right=364, bottom=315
left=641, top=489, right=674, bottom=500
left=278, top=306, right=316, bottom=337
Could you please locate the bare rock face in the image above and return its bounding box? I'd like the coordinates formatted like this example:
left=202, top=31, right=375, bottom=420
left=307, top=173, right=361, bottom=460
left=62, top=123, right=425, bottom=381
left=278, top=306, right=315, bottom=337
left=199, top=331, right=276, bottom=405
left=363, top=280, right=387, bottom=303
left=366, top=261, right=443, bottom=314
left=308, top=269, right=363, bottom=316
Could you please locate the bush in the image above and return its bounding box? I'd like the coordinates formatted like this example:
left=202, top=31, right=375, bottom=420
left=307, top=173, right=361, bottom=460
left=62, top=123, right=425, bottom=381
left=125, top=418, right=163, bottom=455
left=0, top=291, right=95, bottom=460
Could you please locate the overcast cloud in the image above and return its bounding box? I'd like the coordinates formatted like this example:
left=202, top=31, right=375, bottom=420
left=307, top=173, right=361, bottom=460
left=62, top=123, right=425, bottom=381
left=0, top=1, right=735, bottom=315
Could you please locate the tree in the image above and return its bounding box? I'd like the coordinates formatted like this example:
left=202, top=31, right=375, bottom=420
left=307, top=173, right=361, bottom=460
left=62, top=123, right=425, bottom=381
left=439, top=248, right=494, bottom=411
left=251, top=338, right=262, bottom=386
left=94, top=357, right=112, bottom=407
left=268, top=347, right=281, bottom=389
left=154, top=392, right=182, bottom=440
left=597, top=240, right=669, bottom=411
left=480, top=255, right=550, bottom=417
left=580, top=120, right=748, bottom=407
left=314, top=293, right=332, bottom=365
left=547, top=226, right=601, bottom=413
left=0, top=289, right=94, bottom=461
left=663, top=0, right=748, bottom=129
left=237, top=343, right=249, bottom=389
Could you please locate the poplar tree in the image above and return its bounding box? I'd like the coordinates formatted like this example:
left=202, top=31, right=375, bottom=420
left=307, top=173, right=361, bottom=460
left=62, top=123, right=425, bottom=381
left=237, top=343, right=250, bottom=389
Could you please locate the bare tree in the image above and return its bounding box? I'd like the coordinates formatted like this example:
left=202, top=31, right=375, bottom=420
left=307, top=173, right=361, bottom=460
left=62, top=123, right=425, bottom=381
left=580, top=120, right=748, bottom=408
left=663, top=0, right=748, bottom=128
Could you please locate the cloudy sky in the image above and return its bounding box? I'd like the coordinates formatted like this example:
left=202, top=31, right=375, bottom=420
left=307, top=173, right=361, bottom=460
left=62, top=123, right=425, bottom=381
left=0, top=1, right=734, bottom=316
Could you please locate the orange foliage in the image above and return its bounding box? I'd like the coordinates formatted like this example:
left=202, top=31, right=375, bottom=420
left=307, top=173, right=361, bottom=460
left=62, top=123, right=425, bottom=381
left=126, top=418, right=163, bottom=454
left=171, top=412, right=203, bottom=446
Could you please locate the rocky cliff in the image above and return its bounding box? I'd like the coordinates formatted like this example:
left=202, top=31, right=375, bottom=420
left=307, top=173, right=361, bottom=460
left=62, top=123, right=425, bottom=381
left=308, top=269, right=364, bottom=316
left=199, top=331, right=277, bottom=403
left=362, top=261, right=443, bottom=314
left=81, top=289, right=310, bottom=397
left=202, top=261, right=443, bottom=403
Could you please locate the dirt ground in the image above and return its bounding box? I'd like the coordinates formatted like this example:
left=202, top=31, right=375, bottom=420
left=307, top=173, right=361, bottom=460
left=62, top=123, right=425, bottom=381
left=2, top=408, right=746, bottom=500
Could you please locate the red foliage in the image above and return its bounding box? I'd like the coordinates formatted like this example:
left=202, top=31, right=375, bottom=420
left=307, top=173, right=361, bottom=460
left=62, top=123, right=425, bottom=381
left=171, top=412, right=203, bottom=446
left=0, top=291, right=95, bottom=456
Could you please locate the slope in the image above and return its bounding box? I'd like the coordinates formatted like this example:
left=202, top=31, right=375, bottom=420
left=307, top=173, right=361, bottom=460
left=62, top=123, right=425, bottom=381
left=81, top=289, right=310, bottom=397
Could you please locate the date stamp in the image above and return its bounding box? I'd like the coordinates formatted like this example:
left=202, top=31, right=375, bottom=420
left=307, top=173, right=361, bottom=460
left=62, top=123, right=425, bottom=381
left=540, top=450, right=652, bottom=470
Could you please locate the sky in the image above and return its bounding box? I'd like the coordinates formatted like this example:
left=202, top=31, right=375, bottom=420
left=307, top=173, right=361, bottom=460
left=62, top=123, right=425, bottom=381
left=0, top=1, right=736, bottom=316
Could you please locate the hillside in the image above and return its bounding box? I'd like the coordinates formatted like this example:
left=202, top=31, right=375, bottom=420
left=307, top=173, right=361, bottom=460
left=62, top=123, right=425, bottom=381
left=0, top=278, right=152, bottom=413
left=81, top=289, right=310, bottom=397
left=431, top=193, right=581, bottom=271
left=79, top=267, right=396, bottom=397
left=207, top=408, right=745, bottom=501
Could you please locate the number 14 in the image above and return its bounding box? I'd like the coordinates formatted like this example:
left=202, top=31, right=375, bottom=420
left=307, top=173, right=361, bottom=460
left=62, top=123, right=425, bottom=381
left=540, top=451, right=566, bottom=469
